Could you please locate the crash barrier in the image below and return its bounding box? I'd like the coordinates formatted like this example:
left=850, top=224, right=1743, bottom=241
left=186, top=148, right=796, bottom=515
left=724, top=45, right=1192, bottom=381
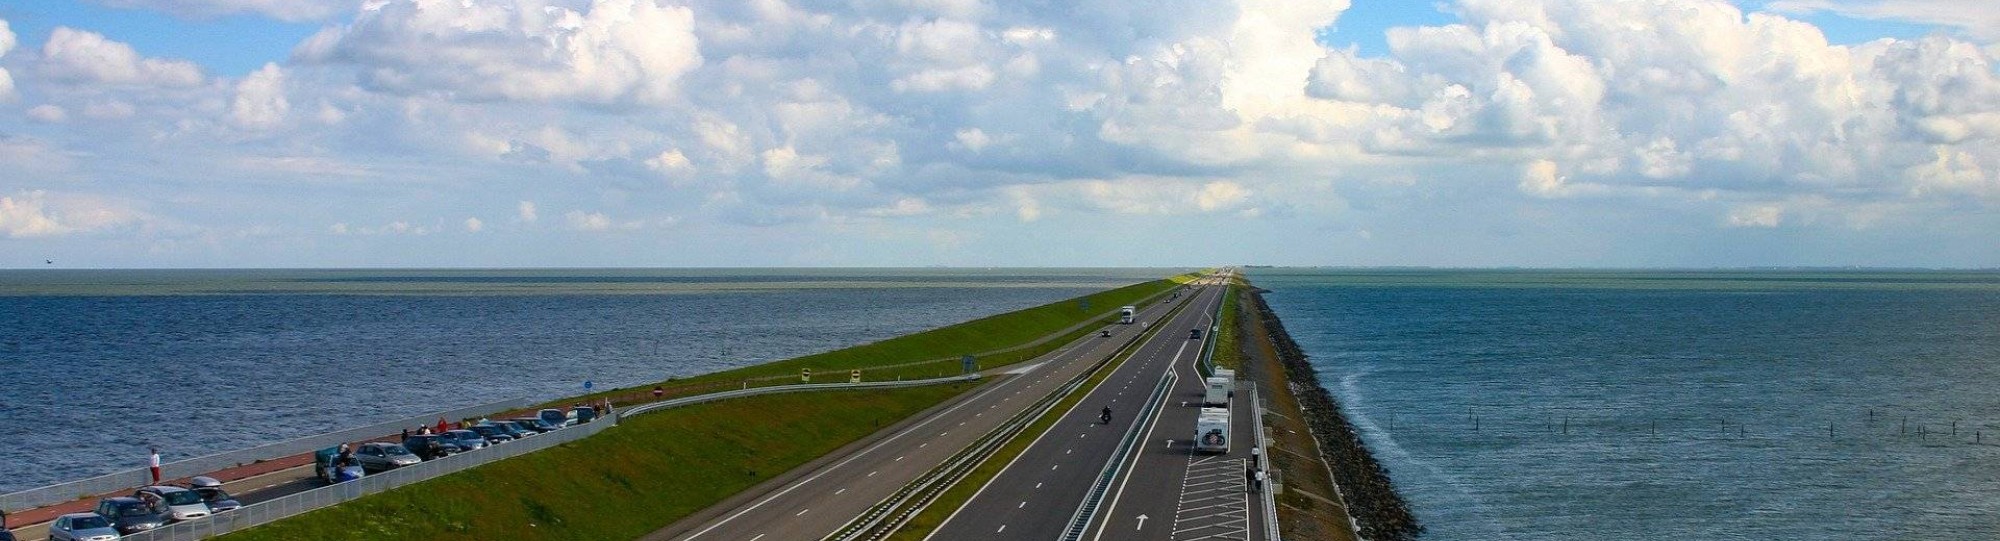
left=120, top=415, right=617, bottom=541
left=0, top=397, right=535, bottom=513
left=1060, top=368, right=1178, bottom=541
left=114, top=375, right=981, bottom=541
left=619, top=374, right=983, bottom=419
left=1251, top=386, right=1281, bottom=541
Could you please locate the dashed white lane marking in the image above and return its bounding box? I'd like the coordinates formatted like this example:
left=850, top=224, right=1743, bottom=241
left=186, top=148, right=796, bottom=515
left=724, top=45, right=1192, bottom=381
left=835, top=488, right=846, bottom=495
left=751, top=534, right=766, bottom=541
left=1035, top=482, right=1043, bottom=489
left=868, top=471, right=877, bottom=477
left=1019, top=501, right=1027, bottom=508
left=1051, top=464, right=1059, bottom=470
left=997, top=525, right=1007, bottom=533
left=896, top=456, right=904, bottom=461
left=795, top=508, right=809, bottom=516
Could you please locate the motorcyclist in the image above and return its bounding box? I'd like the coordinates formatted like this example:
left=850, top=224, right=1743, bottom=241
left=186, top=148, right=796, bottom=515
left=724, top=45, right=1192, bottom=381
left=1100, top=406, right=1113, bottom=424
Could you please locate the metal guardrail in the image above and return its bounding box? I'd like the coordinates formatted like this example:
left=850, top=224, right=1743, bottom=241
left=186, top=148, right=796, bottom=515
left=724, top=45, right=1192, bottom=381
left=824, top=315, right=1161, bottom=541
left=121, top=416, right=618, bottom=541
left=0, top=397, right=534, bottom=513
left=620, top=375, right=982, bottom=419
left=1059, top=368, right=1177, bottom=541
left=1251, top=386, right=1281, bottom=541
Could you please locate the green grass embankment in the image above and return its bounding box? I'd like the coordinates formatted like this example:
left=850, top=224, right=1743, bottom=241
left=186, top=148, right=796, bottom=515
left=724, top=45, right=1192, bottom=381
left=1213, top=284, right=1242, bottom=370
left=566, top=273, right=1201, bottom=408
left=220, top=384, right=972, bottom=541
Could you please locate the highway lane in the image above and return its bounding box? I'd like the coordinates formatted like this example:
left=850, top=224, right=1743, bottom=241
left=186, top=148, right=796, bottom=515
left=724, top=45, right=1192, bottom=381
left=1083, top=274, right=1267, bottom=540
left=923, top=278, right=1230, bottom=540
left=646, top=287, right=1201, bottom=541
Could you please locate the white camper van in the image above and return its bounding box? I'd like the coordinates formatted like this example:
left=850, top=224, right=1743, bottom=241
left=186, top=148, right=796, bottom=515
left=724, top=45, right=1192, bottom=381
left=1119, top=306, right=1136, bottom=324
left=1204, top=376, right=1232, bottom=407
left=1194, top=407, right=1231, bottom=454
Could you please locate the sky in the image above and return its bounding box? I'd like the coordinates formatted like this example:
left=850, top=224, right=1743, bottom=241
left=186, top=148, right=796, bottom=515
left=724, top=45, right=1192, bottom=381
left=0, top=0, right=1995, bottom=269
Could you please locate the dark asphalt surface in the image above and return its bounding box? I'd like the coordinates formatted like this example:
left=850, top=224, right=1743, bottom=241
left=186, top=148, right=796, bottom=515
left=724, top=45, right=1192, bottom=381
left=648, top=286, right=1205, bottom=541
left=925, top=274, right=1246, bottom=541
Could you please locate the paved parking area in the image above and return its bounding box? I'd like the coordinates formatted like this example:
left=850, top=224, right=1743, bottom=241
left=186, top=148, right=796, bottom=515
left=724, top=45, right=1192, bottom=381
left=1171, top=455, right=1251, bottom=540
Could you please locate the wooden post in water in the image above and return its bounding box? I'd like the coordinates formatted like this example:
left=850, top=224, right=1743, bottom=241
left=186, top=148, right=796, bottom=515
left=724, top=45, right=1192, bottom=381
left=1562, top=416, right=1569, bottom=435
left=1829, top=423, right=1834, bottom=440
left=1651, top=420, right=1657, bottom=437
left=1952, top=420, right=1958, bottom=436
left=1902, top=417, right=1908, bottom=436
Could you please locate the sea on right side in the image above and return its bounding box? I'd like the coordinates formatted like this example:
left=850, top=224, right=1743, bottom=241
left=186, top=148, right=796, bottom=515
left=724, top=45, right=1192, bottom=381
left=1251, top=269, right=2000, bottom=540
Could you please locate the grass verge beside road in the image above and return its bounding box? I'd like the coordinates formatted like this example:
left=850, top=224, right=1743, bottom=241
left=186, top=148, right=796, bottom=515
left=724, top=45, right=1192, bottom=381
left=219, top=384, right=973, bottom=541
left=567, top=272, right=1201, bottom=408
left=1213, top=284, right=1242, bottom=371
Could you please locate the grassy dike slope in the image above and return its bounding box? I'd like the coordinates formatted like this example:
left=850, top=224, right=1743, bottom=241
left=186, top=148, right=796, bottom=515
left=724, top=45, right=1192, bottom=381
left=223, top=386, right=968, bottom=541
left=570, top=272, right=1201, bottom=404
left=223, top=272, right=1200, bottom=541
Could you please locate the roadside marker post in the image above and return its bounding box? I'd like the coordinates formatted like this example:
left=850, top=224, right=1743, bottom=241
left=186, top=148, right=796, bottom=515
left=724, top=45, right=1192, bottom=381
left=850, top=369, right=862, bottom=384
left=962, top=355, right=977, bottom=374
left=802, top=368, right=812, bottom=383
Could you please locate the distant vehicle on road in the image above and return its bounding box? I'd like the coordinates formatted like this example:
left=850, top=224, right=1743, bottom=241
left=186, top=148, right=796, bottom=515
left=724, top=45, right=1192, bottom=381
left=444, top=429, right=490, bottom=451
left=353, top=442, right=423, bottom=473
left=47, top=513, right=120, bottom=541
left=1194, top=407, right=1231, bottom=454
left=1190, top=328, right=1203, bottom=339
left=93, top=496, right=167, bottom=534
left=133, top=486, right=210, bottom=522
left=1203, top=376, right=1232, bottom=407
left=1119, top=306, right=1136, bottom=324
left=1101, top=329, right=1112, bottom=337
left=186, top=477, right=240, bottom=513
left=401, top=434, right=460, bottom=460
left=572, top=406, right=598, bottom=424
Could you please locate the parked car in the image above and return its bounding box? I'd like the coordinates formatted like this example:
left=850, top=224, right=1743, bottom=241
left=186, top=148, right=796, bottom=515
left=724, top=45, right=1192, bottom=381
left=572, top=406, right=597, bottom=424
left=185, top=477, right=240, bottom=513
left=401, top=434, right=461, bottom=460
left=352, top=442, right=423, bottom=473
left=93, top=497, right=167, bottom=534
left=443, top=429, right=489, bottom=451
left=467, top=424, right=516, bottom=444
left=312, top=446, right=365, bottom=484
left=485, top=421, right=531, bottom=439
left=48, top=513, right=120, bottom=541
left=509, top=417, right=557, bottom=433
left=538, top=408, right=572, bottom=428
left=133, top=486, right=210, bottom=522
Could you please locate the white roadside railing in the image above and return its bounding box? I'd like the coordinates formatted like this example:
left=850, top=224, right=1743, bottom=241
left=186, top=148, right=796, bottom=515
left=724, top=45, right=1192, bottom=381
left=115, top=374, right=980, bottom=541
left=1251, top=385, right=1281, bottom=541
left=0, top=397, right=534, bottom=513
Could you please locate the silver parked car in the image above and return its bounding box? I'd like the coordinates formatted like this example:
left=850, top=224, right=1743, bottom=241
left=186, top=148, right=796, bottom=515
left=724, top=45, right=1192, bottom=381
left=133, top=486, right=210, bottom=522
left=443, top=429, right=488, bottom=451
left=48, top=513, right=120, bottom=541
left=186, top=477, right=240, bottom=513
left=352, top=442, right=422, bottom=473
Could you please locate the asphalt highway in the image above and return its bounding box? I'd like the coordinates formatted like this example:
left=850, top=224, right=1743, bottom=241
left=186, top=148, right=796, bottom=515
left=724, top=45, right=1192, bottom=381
left=924, top=274, right=1244, bottom=540
left=645, top=285, right=1206, bottom=541
left=1083, top=270, right=1266, bottom=540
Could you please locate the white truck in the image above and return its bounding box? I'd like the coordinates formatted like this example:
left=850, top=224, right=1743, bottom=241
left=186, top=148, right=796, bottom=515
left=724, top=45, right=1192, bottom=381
left=1194, top=407, right=1231, bottom=454
left=1203, top=375, right=1233, bottom=407
left=1119, top=305, right=1136, bottom=324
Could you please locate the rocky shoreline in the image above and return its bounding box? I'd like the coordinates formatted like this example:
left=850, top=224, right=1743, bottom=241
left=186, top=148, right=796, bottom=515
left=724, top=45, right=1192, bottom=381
left=1249, top=288, right=1423, bottom=541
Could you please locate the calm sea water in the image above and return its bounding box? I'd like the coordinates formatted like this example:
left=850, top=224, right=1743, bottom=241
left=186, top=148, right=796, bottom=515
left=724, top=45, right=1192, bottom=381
left=1252, top=269, right=2000, bottom=540
left=0, top=268, right=1177, bottom=492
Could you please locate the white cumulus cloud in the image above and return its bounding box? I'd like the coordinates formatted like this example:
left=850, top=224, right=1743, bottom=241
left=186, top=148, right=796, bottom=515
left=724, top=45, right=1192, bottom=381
left=230, top=63, right=289, bottom=129
left=40, top=27, right=204, bottom=87
left=295, top=0, right=703, bottom=106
